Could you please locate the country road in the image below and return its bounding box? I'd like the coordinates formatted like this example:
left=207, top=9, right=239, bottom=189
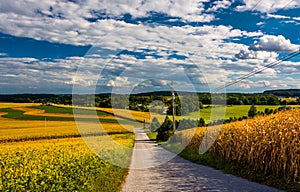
left=122, top=128, right=282, bottom=192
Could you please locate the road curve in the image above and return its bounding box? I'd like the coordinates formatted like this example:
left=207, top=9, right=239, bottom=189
left=122, top=128, right=282, bottom=192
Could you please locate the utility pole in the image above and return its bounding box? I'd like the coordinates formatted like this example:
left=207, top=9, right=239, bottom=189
left=172, top=81, right=176, bottom=131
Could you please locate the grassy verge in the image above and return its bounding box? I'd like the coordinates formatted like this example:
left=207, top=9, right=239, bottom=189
left=146, top=131, right=157, bottom=141
left=143, top=127, right=157, bottom=141
left=173, top=146, right=299, bottom=192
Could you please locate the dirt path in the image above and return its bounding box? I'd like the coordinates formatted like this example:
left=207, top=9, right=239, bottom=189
left=122, top=128, right=282, bottom=192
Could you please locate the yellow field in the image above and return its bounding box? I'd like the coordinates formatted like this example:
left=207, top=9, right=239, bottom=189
left=0, top=118, right=134, bottom=142
left=97, top=107, right=150, bottom=123
left=0, top=134, right=134, bottom=191
left=0, top=103, right=135, bottom=142
left=53, top=104, right=150, bottom=122
left=280, top=97, right=297, bottom=101
left=0, top=102, right=39, bottom=109
left=0, top=102, right=135, bottom=190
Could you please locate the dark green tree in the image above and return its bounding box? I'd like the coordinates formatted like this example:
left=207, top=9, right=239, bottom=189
left=248, top=105, right=257, bottom=118
left=156, top=116, right=174, bottom=141
left=198, top=118, right=205, bottom=127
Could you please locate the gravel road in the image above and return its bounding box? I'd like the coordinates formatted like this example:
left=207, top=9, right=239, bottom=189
left=121, top=128, right=282, bottom=192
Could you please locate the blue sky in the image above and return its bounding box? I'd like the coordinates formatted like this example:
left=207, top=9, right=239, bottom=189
left=0, top=0, right=299, bottom=94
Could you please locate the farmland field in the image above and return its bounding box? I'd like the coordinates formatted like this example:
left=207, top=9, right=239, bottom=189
left=182, top=105, right=299, bottom=122
left=0, top=102, right=136, bottom=191
left=0, top=136, right=134, bottom=191
left=169, top=108, right=300, bottom=191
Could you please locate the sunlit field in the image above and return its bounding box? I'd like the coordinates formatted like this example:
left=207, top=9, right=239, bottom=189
left=183, top=105, right=298, bottom=122
left=171, top=108, right=300, bottom=190
left=0, top=135, right=134, bottom=191
left=0, top=103, right=135, bottom=191
left=0, top=119, right=133, bottom=142
left=0, top=102, right=40, bottom=109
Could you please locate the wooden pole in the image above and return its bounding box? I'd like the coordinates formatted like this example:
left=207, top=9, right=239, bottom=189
left=172, top=81, right=176, bottom=131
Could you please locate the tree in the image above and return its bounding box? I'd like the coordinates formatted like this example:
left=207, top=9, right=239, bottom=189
left=248, top=105, right=257, bottom=118
left=156, top=116, right=174, bottom=141
left=198, top=118, right=205, bottom=127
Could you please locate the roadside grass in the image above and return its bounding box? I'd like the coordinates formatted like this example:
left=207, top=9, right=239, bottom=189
left=175, top=147, right=298, bottom=192
left=147, top=131, right=158, bottom=140
left=0, top=134, right=134, bottom=191
left=144, top=127, right=157, bottom=141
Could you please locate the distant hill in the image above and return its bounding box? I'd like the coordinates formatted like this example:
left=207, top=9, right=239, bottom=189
left=264, top=89, right=300, bottom=97
left=0, top=94, right=71, bottom=103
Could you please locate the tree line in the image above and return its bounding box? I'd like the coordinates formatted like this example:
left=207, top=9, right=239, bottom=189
left=1, top=92, right=299, bottom=111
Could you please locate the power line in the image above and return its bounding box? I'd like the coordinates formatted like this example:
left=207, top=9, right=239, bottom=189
left=212, top=49, right=300, bottom=92
left=212, top=0, right=300, bottom=92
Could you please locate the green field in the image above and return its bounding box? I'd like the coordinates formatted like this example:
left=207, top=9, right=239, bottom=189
left=31, top=105, right=111, bottom=116
left=0, top=105, right=141, bottom=125
left=168, top=105, right=299, bottom=123
left=0, top=107, right=121, bottom=123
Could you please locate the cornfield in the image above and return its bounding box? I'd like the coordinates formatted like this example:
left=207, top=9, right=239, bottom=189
left=186, top=108, right=300, bottom=181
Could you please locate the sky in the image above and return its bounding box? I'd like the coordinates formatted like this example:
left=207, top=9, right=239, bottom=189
left=0, top=0, right=300, bottom=94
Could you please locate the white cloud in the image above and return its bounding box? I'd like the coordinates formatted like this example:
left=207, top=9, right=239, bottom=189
left=0, top=0, right=214, bottom=26
left=0, top=1, right=261, bottom=54
left=263, top=80, right=271, bottom=87
left=106, top=80, right=115, bottom=87
left=256, top=21, right=265, bottom=26
left=110, top=0, right=212, bottom=23
left=0, top=53, right=8, bottom=56
left=235, top=49, right=278, bottom=60
left=1, top=1, right=299, bottom=93
left=207, top=0, right=233, bottom=12
left=239, top=83, right=251, bottom=89
left=235, top=49, right=257, bottom=59
left=266, top=13, right=290, bottom=19
left=249, top=35, right=299, bottom=52
left=236, top=0, right=300, bottom=13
